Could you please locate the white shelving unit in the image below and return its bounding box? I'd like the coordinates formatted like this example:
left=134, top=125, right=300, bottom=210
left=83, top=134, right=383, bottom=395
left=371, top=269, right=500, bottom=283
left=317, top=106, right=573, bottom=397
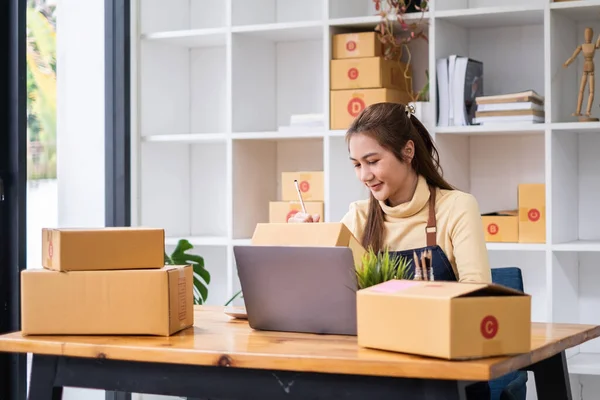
left=130, top=0, right=600, bottom=394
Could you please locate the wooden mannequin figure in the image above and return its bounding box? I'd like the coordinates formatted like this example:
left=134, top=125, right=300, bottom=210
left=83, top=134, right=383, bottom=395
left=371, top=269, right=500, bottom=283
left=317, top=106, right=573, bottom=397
left=563, top=27, right=600, bottom=122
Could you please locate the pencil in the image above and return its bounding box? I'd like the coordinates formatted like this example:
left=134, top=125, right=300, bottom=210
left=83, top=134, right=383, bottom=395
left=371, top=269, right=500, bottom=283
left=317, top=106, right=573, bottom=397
left=294, top=179, right=308, bottom=214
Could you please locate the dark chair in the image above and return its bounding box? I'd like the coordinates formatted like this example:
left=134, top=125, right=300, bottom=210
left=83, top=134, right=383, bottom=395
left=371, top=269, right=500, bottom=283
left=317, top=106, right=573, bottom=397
left=488, top=267, right=529, bottom=400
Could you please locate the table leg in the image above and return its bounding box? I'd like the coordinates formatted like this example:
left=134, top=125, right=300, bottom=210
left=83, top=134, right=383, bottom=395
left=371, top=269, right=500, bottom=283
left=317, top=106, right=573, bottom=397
left=28, top=355, right=63, bottom=400
left=527, top=351, right=572, bottom=400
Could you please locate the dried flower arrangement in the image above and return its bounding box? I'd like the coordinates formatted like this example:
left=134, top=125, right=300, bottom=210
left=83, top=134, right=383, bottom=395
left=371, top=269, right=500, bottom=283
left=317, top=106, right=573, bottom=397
left=373, top=0, right=430, bottom=102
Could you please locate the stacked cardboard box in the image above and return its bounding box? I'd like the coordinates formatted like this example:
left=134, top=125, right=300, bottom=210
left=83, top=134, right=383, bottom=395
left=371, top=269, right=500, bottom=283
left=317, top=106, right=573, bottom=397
left=481, top=183, right=546, bottom=244
left=269, top=171, right=324, bottom=222
left=330, top=31, right=413, bottom=130
left=21, top=227, right=194, bottom=336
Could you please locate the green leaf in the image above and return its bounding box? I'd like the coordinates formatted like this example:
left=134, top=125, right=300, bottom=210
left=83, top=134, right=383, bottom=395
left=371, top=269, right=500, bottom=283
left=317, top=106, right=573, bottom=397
left=166, top=239, right=210, bottom=305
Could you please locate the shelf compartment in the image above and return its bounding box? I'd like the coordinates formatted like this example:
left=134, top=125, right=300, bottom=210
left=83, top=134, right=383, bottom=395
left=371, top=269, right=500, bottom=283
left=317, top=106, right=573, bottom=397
left=489, top=251, right=547, bottom=323
left=163, top=244, right=230, bottom=306
left=165, top=236, right=229, bottom=246
left=140, top=142, right=228, bottom=239
left=232, top=138, right=324, bottom=239
left=486, top=243, right=547, bottom=251
left=435, top=6, right=544, bottom=29
left=231, top=29, right=324, bottom=134
left=435, top=125, right=546, bottom=136
left=551, top=131, right=600, bottom=246
left=435, top=133, right=546, bottom=218
left=140, top=0, right=227, bottom=33
left=141, top=28, right=228, bottom=48
left=568, top=352, right=600, bottom=375
left=231, top=0, right=323, bottom=26
left=329, top=0, right=429, bottom=21
left=550, top=11, right=600, bottom=123
left=435, top=11, right=545, bottom=129
left=140, top=41, right=227, bottom=136
left=553, top=240, right=600, bottom=252
left=327, top=136, right=369, bottom=223
left=435, top=0, right=545, bottom=13
left=551, top=252, right=600, bottom=356
left=551, top=1, right=600, bottom=23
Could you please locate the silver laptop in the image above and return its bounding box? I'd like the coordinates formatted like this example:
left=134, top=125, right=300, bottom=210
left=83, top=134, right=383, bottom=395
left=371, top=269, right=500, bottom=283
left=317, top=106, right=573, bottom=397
left=233, top=245, right=358, bottom=336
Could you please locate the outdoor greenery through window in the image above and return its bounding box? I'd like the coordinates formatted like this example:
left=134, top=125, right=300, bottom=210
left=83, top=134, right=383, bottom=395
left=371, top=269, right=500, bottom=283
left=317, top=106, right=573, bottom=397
left=27, top=0, right=56, bottom=180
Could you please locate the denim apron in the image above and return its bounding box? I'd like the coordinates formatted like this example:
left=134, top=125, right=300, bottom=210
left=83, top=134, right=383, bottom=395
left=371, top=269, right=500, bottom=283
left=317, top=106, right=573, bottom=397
left=387, top=185, right=491, bottom=400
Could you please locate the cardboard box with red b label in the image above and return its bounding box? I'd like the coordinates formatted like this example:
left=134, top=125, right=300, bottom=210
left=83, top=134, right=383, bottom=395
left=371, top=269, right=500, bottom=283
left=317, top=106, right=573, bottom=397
left=357, top=279, right=531, bottom=360
left=481, top=210, right=518, bottom=243
left=332, top=32, right=382, bottom=59
left=518, top=183, right=545, bottom=243
left=281, top=171, right=324, bottom=201
left=330, top=88, right=412, bottom=130
left=330, top=57, right=411, bottom=92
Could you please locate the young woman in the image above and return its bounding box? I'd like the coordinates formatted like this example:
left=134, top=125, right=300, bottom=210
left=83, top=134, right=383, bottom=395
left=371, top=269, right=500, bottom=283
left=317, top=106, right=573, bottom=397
left=289, top=102, right=492, bottom=284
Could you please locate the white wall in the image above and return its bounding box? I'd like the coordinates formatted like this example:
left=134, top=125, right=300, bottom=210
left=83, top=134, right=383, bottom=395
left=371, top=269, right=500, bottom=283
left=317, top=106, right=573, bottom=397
left=53, top=0, right=106, bottom=398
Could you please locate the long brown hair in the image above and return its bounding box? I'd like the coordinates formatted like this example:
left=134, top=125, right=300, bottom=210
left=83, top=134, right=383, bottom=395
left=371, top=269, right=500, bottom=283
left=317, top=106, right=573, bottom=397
left=345, top=102, right=454, bottom=252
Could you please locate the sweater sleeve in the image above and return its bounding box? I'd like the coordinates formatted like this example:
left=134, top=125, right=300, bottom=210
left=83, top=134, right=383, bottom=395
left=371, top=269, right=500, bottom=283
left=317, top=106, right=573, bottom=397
left=340, top=201, right=364, bottom=243
left=448, top=192, right=492, bottom=283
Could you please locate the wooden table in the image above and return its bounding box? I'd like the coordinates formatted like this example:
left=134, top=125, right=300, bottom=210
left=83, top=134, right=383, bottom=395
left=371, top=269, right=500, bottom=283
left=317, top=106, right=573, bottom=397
left=0, top=306, right=598, bottom=400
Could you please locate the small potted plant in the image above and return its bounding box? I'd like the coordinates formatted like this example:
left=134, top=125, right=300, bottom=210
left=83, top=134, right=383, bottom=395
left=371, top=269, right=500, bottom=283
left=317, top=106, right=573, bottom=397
left=373, top=0, right=433, bottom=125
left=355, top=247, right=413, bottom=289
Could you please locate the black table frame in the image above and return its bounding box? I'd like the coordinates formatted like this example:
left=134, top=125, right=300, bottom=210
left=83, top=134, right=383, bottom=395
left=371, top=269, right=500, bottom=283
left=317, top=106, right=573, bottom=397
left=26, top=351, right=572, bottom=400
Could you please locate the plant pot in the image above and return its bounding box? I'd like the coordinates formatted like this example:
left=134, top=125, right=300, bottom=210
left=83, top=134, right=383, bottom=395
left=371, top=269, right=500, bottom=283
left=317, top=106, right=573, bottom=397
left=409, top=101, right=434, bottom=128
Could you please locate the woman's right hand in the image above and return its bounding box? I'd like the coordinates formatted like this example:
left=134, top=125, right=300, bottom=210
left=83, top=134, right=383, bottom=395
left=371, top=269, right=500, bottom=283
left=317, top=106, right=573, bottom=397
left=287, top=212, right=321, bottom=223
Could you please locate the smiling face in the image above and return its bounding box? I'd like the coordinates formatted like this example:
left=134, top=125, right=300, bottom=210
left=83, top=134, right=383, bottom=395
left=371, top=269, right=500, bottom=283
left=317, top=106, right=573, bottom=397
left=348, top=132, right=416, bottom=206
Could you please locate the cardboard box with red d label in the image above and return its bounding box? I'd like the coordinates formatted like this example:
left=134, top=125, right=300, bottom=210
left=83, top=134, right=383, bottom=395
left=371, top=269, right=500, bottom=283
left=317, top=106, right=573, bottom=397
left=357, top=280, right=531, bottom=359
left=330, top=88, right=412, bottom=130
left=518, top=183, right=545, bottom=243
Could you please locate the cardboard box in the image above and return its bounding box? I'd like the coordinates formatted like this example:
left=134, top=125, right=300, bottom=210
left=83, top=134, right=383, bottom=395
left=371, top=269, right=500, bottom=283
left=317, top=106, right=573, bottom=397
left=21, top=265, right=194, bottom=336
left=518, top=184, right=545, bottom=243
left=269, top=201, right=324, bottom=223
left=281, top=171, right=324, bottom=201
left=42, top=227, right=165, bottom=271
left=332, top=32, right=382, bottom=59
left=481, top=210, right=518, bottom=243
left=330, top=88, right=412, bottom=130
left=251, top=222, right=365, bottom=268
left=357, top=279, right=531, bottom=360
left=330, top=57, right=411, bottom=92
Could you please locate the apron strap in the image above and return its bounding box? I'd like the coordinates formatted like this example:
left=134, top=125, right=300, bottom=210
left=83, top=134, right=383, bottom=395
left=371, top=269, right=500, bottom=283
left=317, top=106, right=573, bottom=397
left=426, top=185, right=437, bottom=247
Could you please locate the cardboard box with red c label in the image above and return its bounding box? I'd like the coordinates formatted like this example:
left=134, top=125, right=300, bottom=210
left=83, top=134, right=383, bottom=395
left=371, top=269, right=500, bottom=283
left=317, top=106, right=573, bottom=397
left=330, top=57, right=411, bottom=92
left=481, top=210, right=518, bottom=243
left=281, top=171, right=324, bottom=201
left=330, top=88, right=412, bottom=130
left=357, top=279, right=531, bottom=360
left=332, top=31, right=382, bottom=59
left=518, top=183, right=546, bottom=243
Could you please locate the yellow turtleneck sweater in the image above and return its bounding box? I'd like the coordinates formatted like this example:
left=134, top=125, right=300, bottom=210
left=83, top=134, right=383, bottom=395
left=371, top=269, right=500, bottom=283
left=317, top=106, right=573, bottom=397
left=340, top=175, right=492, bottom=283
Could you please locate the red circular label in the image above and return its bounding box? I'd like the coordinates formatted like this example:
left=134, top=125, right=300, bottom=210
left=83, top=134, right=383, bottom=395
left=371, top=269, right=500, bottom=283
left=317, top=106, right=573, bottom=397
left=348, top=67, right=359, bottom=80
left=346, top=40, right=356, bottom=51
left=528, top=208, right=540, bottom=222
left=347, top=97, right=365, bottom=117
left=487, top=223, right=499, bottom=235
left=299, top=181, right=310, bottom=192
left=481, top=316, right=499, bottom=339
left=286, top=210, right=299, bottom=221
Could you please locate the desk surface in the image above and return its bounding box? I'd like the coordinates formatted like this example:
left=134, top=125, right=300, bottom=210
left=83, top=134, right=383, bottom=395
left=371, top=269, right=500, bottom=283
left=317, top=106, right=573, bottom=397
left=1, top=306, right=599, bottom=381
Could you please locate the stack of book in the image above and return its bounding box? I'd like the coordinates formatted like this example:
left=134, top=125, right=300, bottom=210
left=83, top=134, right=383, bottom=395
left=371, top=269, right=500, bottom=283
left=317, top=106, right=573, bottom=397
left=472, top=90, right=545, bottom=125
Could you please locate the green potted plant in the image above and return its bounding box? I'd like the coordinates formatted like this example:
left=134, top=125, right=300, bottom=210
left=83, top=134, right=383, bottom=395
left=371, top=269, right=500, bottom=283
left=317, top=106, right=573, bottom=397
left=373, top=0, right=433, bottom=125
left=355, top=247, right=413, bottom=289
left=164, top=239, right=211, bottom=305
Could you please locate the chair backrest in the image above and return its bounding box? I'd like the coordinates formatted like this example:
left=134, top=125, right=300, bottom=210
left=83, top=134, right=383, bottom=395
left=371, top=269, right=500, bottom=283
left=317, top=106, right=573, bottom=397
left=488, top=267, right=528, bottom=400
left=491, top=266, right=524, bottom=292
